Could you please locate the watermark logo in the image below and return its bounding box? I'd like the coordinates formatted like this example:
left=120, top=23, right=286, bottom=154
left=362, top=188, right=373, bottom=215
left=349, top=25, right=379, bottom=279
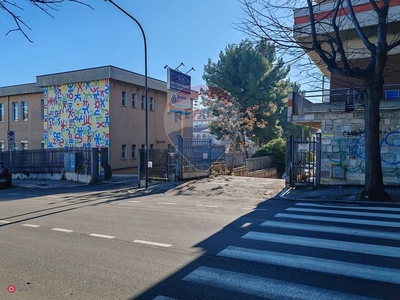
left=7, top=283, right=32, bottom=294
left=7, top=284, right=16, bottom=294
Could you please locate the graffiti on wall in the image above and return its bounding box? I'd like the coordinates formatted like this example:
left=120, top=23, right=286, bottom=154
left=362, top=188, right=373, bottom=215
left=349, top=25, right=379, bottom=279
left=43, top=80, right=110, bottom=149
left=322, top=128, right=400, bottom=177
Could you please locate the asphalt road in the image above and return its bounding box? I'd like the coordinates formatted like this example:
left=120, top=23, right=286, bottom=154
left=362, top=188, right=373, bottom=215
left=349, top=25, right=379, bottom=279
left=0, top=182, right=399, bottom=299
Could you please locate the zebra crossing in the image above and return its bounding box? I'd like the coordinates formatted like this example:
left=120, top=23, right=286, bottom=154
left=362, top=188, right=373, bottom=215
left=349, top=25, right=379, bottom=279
left=156, top=202, right=400, bottom=299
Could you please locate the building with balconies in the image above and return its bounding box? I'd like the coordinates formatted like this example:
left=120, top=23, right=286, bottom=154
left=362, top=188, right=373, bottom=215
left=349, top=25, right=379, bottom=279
left=287, top=0, right=400, bottom=185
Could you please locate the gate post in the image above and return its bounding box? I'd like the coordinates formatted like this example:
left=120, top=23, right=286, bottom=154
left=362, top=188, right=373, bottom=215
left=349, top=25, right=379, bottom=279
left=91, top=148, right=99, bottom=184
left=315, top=132, right=322, bottom=188
left=175, top=135, right=182, bottom=181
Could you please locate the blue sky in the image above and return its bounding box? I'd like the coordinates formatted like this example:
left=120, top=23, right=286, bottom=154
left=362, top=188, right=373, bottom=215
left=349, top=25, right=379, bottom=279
left=0, top=1, right=318, bottom=92
left=0, top=0, right=248, bottom=89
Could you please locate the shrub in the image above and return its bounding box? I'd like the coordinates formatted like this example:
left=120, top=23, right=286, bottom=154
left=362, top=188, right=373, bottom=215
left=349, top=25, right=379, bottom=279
left=253, top=138, right=286, bottom=172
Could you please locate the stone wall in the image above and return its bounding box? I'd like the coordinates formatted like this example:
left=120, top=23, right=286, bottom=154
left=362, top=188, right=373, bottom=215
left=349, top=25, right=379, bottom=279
left=291, top=98, right=400, bottom=185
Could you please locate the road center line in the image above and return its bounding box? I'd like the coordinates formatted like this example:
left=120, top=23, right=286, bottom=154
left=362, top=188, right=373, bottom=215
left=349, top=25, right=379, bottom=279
left=51, top=228, right=74, bottom=233
left=89, top=233, right=115, bottom=239
left=0, top=220, right=10, bottom=224
left=22, top=224, right=41, bottom=228
left=133, top=239, right=171, bottom=248
left=196, top=204, right=219, bottom=208
left=157, top=202, right=178, bottom=205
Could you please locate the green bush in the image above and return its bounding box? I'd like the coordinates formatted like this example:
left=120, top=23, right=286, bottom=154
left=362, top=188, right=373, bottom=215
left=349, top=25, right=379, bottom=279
left=253, top=138, right=286, bottom=172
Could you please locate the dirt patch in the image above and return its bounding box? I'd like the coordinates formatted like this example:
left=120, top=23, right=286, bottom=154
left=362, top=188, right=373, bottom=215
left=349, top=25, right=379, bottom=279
left=165, top=175, right=285, bottom=200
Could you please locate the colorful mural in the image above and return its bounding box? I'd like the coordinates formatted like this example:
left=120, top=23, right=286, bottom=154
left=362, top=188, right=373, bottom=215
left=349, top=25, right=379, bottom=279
left=43, top=79, right=110, bottom=149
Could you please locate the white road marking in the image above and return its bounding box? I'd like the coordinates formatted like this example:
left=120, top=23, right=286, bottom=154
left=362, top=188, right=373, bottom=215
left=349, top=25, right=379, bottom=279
left=89, top=233, right=115, bottom=239
left=157, top=202, right=177, bottom=205
left=275, top=213, right=400, bottom=228
left=153, top=296, right=177, bottom=300
left=183, top=266, right=373, bottom=300
left=296, top=202, right=400, bottom=212
left=242, top=208, right=267, bottom=211
left=287, top=207, right=400, bottom=219
left=127, top=200, right=142, bottom=203
left=218, top=246, right=400, bottom=284
left=22, top=224, right=41, bottom=228
left=196, top=204, right=219, bottom=208
left=133, top=239, right=171, bottom=248
left=241, top=222, right=252, bottom=228
left=260, top=220, right=400, bottom=240
left=242, top=231, right=400, bottom=258
left=0, top=220, right=10, bottom=224
left=51, top=228, right=74, bottom=233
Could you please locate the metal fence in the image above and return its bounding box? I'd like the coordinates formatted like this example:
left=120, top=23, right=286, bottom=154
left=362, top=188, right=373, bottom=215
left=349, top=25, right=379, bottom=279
left=0, top=148, right=92, bottom=175
left=139, top=148, right=175, bottom=180
left=247, top=156, right=274, bottom=172
left=175, top=136, right=226, bottom=180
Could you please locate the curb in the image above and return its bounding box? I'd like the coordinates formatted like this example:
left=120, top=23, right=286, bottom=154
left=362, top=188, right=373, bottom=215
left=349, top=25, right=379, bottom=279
left=279, top=187, right=400, bottom=205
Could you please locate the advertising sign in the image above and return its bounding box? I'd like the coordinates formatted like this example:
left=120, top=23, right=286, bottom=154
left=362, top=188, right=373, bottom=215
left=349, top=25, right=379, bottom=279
left=168, top=91, right=191, bottom=115
left=167, top=69, right=191, bottom=94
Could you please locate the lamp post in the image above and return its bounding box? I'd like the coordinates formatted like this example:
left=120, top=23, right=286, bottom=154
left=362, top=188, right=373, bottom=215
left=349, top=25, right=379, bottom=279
left=106, top=0, right=149, bottom=188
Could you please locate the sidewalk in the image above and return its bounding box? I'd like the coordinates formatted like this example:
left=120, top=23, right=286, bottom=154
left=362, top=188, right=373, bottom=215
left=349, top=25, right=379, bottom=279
left=281, top=184, right=400, bottom=203
left=9, top=176, right=400, bottom=203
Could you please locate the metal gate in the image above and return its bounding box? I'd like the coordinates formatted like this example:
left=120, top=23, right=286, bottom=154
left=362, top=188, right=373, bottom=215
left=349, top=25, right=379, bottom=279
left=139, top=148, right=174, bottom=181
left=286, top=133, right=321, bottom=188
left=175, top=136, right=213, bottom=180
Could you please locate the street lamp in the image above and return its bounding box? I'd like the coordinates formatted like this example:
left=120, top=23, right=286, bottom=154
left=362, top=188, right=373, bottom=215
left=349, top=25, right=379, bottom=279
left=105, top=0, right=149, bottom=189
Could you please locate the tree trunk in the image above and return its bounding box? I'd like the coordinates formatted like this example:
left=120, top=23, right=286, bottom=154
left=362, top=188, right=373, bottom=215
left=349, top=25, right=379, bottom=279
left=362, top=81, right=390, bottom=201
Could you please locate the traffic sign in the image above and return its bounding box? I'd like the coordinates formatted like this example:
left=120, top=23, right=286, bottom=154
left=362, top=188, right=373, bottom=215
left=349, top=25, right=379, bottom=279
left=7, top=130, right=15, bottom=142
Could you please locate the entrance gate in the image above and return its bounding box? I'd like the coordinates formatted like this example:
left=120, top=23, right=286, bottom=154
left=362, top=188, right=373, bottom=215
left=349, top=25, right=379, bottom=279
left=286, top=133, right=321, bottom=188
left=175, top=136, right=212, bottom=180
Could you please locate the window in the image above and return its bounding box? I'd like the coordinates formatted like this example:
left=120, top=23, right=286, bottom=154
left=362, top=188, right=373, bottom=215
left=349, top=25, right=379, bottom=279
left=131, top=144, right=136, bottom=159
left=131, top=93, right=137, bottom=108
left=20, top=142, right=28, bottom=150
left=149, top=97, right=154, bottom=111
left=141, top=95, right=145, bottom=109
left=121, top=144, right=127, bottom=159
left=141, top=144, right=145, bottom=149
left=21, top=101, right=28, bottom=121
left=0, top=141, right=4, bottom=151
left=122, top=91, right=127, bottom=106
left=12, top=102, right=19, bottom=121
left=150, top=144, right=154, bottom=150
left=41, top=99, right=45, bottom=120
left=0, top=103, right=4, bottom=122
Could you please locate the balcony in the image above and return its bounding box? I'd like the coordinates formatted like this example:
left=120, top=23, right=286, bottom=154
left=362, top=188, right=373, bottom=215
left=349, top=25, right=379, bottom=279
left=288, top=84, right=400, bottom=129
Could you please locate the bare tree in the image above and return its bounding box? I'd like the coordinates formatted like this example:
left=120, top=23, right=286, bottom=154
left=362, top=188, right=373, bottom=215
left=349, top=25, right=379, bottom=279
left=239, top=0, right=400, bottom=200
left=1, top=0, right=91, bottom=42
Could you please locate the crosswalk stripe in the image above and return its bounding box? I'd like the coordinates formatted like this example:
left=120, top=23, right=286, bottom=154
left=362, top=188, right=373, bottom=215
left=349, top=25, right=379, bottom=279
left=152, top=296, right=177, bottom=300
left=260, top=220, right=400, bottom=240
left=296, top=203, right=400, bottom=212
left=183, top=266, right=375, bottom=300
left=242, top=231, right=400, bottom=258
left=217, top=246, right=400, bottom=284
left=286, top=207, right=400, bottom=219
left=275, top=213, right=400, bottom=228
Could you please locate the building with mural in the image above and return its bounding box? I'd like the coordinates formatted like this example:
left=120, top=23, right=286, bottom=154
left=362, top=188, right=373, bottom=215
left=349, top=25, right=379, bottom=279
left=287, top=0, right=400, bottom=185
left=0, top=66, right=196, bottom=173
